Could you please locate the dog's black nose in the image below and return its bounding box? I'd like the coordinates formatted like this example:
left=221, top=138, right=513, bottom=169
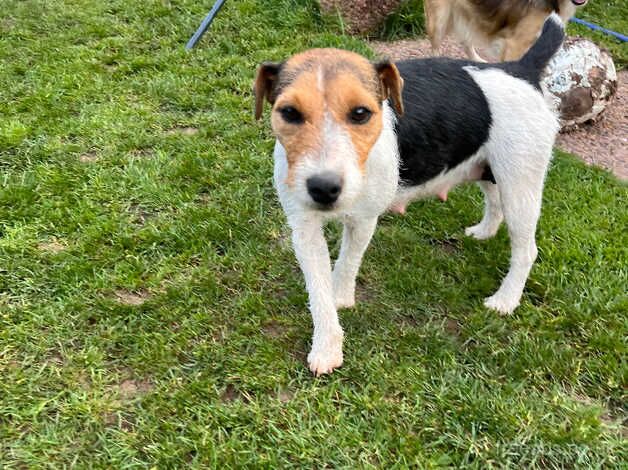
left=307, top=173, right=343, bottom=205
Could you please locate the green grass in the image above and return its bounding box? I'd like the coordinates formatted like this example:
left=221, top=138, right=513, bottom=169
left=1, top=0, right=626, bottom=467
left=380, top=0, right=628, bottom=69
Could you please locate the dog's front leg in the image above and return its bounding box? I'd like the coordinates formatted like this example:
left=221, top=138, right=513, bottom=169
left=332, top=216, right=378, bottom=309
left=290, top=217, right=343, bottom=376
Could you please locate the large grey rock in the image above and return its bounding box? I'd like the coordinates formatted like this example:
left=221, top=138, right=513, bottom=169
left=542, top=37, right=618, bottom=130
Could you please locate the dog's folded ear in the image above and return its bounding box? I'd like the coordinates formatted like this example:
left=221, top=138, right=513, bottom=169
left=254, top=62, right=282, bottom=120
left=374, top=60, right=404, bottom=116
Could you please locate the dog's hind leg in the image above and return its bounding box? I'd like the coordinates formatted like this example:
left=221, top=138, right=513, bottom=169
left=465, top=66, right=557, bottom=314
left=465, top=181, right=503, bottom=240
left=484, top=172, right=545, bottom=314
left=332, top=216, right=378, bottom=309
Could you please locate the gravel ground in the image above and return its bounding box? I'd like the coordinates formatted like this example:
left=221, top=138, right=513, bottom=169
left=371, top=37, right=627, bottom=180
left=319, top=0, right=402, bottom=34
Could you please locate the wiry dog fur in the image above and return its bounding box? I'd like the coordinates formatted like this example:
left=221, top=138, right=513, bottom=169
left=255, top=16, right=564, bottom=375
left=424, top=0, right=586, bottom=61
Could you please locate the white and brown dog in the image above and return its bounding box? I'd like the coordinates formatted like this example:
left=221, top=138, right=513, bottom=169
left=255, top=16, right=564, bottom=375
left=425, top=0, right=586, bottom=61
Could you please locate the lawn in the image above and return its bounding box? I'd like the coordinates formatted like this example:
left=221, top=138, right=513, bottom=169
left=0, top=0, right=626, bottom=467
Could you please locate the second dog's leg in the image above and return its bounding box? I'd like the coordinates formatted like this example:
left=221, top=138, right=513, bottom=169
left=290, top=217, right=343, bottom=376
left=500, top=14, right=543, bottom=61
left=465, top=181, right=503, bottom=240
left=332, top=216, right=379, bottom=309
left=425, top=0, right=449, bottom=55
left=501, top=39, right=534, bottom=61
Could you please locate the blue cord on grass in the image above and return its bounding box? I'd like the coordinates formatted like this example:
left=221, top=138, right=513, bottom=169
left=186, top=0, right=228, bottom=50
left=570, top=17, right=627, bottom=42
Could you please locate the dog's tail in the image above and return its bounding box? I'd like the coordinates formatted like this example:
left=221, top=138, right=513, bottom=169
left=515, top=13, right=565, bottom=84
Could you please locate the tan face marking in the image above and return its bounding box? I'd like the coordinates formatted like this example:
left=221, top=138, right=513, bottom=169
left=324, top=73, right=383, bottom=170
left=255, top=49, right=404, bottom=186
left=271, top=71, right=325, bottom=176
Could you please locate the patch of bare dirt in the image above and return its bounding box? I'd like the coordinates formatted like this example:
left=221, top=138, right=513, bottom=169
left=128, top=203, right=152, bottom=225
left=79, top=151, right=99, bottom=163
left=103, top=412, right=136, bottom=431
left=429, top=237, right=460, bottom=254
left=220, top=385, right=240, bottom=402
left=370, top=38, right=627, bottom=179
left=372, top=37, right=460, bottom=61
left=220, top=384, right=252, bottom=404
left=570, top=393, right=627, bottom=438
left=444, top=317, right=461, bottom=336
left=289, top=346, right=308, bottom=364
left=210, top=326, right=229, bottom=344
left=114, top=289, right=151, bottom=306
left=38, top=239, right=66, bottom=254
left=103, top=63, right=118, bottom=73
left=355, top=281, right=375, bottom=303
left=600, top=411, right=628, bottom=439
left=118, top=378, right=153, bottom=398
left=262, top=320, right=288, bottom=339
left=1, top=18, right=15, bottom=32
left=276, top=389, right=294, bottom=403
left=77, top=372, right=92, bottom=391
left=129, top=148, right=154, bottom=158
left=320, top=0, right=403, bottom=34
left=166, top=126, right=199, bottom=136
left=46, top=353, right=65, bottom=366
left=397, top=312, right=420, bottom=328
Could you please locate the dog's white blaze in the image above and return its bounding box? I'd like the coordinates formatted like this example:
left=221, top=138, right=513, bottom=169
left=316, top=66, right=324, bottom=92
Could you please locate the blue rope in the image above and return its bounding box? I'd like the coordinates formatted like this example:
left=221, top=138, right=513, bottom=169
left=185, top=0, right=228, bottom=50
left=570, top=17, right=628, bottom=42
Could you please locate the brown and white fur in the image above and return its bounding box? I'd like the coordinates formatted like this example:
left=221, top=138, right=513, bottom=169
left=254, top=16, right=564, bottom=375
left=424, top=0, right=586, bottom=61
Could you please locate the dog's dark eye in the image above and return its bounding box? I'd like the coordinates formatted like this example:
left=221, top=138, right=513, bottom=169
left=279, top=106, right=304, bottom=124
left=348, top=106, right=372, bottom=124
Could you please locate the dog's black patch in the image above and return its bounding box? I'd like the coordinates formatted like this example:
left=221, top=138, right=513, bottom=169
left=393, top=58, right=492, bottom=187
left=392, top=16, right=563, bottom=188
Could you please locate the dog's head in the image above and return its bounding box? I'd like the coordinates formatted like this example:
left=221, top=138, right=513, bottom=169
left=255, top=48, right=403, bottom=212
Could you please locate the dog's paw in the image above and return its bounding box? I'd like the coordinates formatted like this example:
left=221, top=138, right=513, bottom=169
left=307, top=341, right=343, bottom=376
left=465, top=222, right=498, bottom=240
left=484, top=293, right=519, bottom=315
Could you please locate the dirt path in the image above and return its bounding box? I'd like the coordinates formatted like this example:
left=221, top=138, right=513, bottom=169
left=371, top=37, right=627, bottom=180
